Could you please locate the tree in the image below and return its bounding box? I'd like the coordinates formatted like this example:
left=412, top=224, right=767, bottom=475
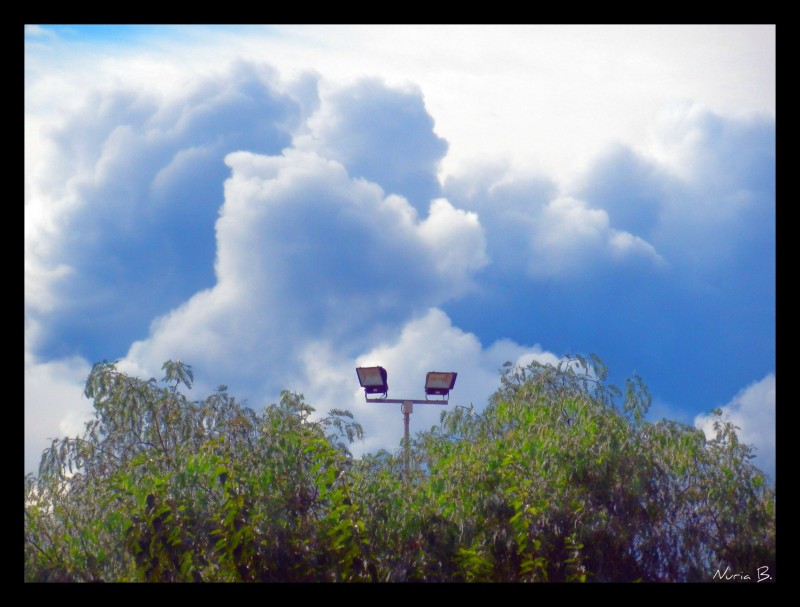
left=25, top=356, right=775, bottom=582
left=406, top=356, right=775, bottom=581
left=25, top=360, right=366, bottom=582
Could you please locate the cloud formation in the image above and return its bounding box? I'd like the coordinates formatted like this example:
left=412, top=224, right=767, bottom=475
left=123, top=145, right=487, bottom=400
left=26, top=62, right=306, bottom=361
left=581, top=103, right=776, bottom=278
left=528, top=196, right=665, bottom=278
left=442, top=174, right=665, bottom=281
left=25, top=33, right=774, bottom=483
left=440, top=103, right=774, bottom=432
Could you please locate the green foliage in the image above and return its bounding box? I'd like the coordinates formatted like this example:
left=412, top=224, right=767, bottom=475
left=25, top=356, right=775, bottom=582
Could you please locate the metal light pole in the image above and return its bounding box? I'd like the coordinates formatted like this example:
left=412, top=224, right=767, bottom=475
left=403, top=401, right=412, bottom=479
left=356, top=367, right=457, bottom=482
left=360, top=396, right=447, bottom=481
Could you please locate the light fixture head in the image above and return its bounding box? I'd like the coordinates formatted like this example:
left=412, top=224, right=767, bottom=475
left=356, top=366, right=389, bottom=396
left=425, top=371, right=457, bottom=397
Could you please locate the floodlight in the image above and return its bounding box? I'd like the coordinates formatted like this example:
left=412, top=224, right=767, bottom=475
left=356, top=366, right=388, bottom=396
left=425, top=371, right=457, bottom=397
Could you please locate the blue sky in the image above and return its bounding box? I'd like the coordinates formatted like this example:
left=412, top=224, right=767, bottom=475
left=25, top=25, right=775, bottom=479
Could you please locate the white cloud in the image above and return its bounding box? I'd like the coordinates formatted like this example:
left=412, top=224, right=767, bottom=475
left=446, top=101, right=773, bottom=286
left=443, top=168, right=666, bottom=283
left=694, top=373, right=775, bottom=479
left=529, top=196, right=665, bottom=278
left=24, top=64, right=310, bottom=363
left=641, top=103, right=775, bottom=274
left=418, top=198, right=488, bottom=283
left=644, top=102, right=770, bottom=182
left=608, top=231, right=663, bottom=262
left=24, top=259, right=74, bottom=316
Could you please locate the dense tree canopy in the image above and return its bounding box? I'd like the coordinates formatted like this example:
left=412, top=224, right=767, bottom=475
left=25, top=356, right=775, bottom=582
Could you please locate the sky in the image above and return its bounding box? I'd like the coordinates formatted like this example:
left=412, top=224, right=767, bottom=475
left=24, top=24, right=776, bottom=480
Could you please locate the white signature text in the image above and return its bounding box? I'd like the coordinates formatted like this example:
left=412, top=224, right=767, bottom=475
left=713, top=565, right=772, bottom=582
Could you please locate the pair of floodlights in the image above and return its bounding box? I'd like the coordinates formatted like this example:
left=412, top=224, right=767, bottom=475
left=356, top=366, right=457, bottom=401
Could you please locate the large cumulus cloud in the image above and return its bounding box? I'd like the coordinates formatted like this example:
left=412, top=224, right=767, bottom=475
left=26, top=67, right=491, bottom=475
left=123, top=147, right=486, bottom=399
left=25, top=54, right=774, bottom=482
left=26, top=61, right=310, bottom=362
